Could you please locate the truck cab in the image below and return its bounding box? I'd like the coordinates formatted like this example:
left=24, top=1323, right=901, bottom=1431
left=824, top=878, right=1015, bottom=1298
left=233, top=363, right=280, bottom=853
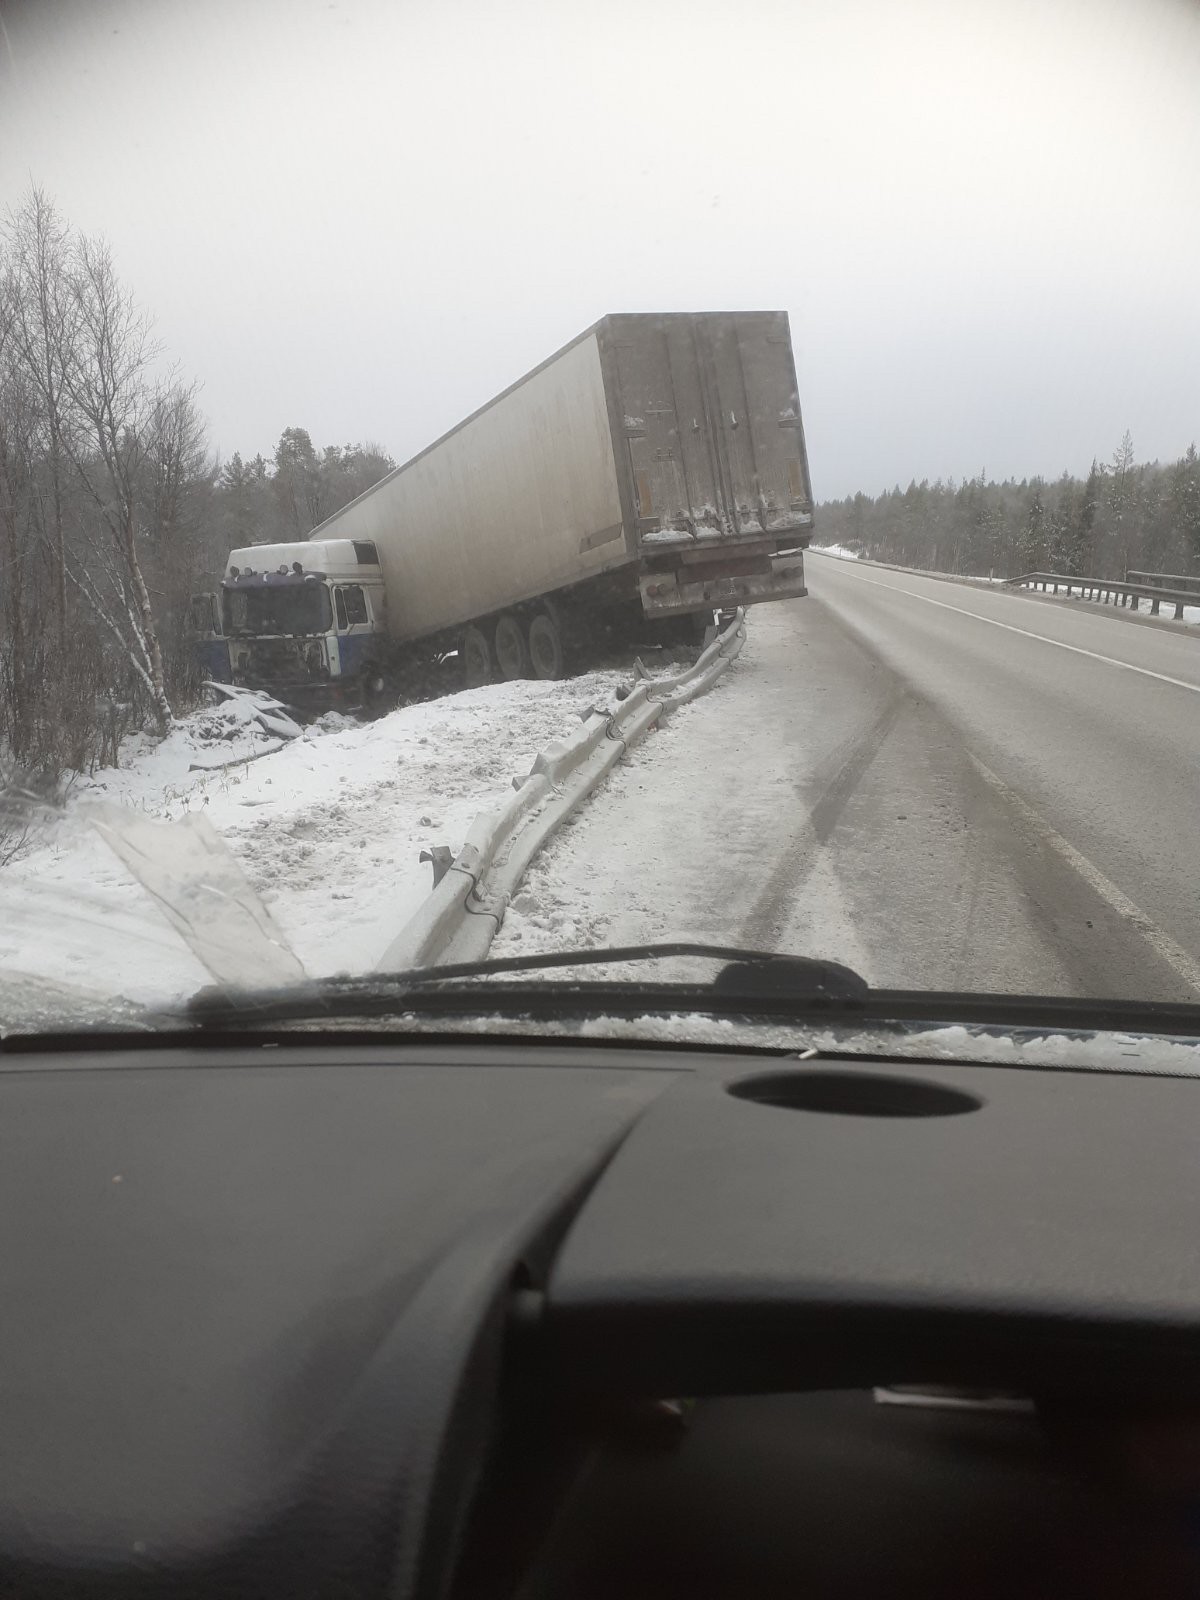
left=219, top=539, right=387, bottom=709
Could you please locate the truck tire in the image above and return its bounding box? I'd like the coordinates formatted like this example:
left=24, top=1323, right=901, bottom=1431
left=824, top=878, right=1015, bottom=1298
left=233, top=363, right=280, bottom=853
left=494, top=612, right=530, bottom=680
left=528, top=610, right=566, bottom=680
left=462, top=624, right=494, bottom=688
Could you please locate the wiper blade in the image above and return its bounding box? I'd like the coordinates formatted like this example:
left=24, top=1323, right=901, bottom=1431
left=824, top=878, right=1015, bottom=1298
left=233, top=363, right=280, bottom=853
left=186, top=941, right=869, bottom=1029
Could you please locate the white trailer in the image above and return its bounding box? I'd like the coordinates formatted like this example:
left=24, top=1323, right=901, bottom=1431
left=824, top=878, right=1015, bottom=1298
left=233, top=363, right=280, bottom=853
left=207, top=311, right=814, bottom=708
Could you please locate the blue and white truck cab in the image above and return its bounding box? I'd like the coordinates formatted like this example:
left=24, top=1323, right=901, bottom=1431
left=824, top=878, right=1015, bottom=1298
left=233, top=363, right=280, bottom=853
left=210, top=539, right=388, bottom=709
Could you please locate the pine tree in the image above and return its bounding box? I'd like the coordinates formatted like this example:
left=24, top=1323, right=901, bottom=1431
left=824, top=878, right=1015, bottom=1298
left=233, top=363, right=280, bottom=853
left=1018, top=485, right=1046, bottom=572
left=1108, top=430, right=1135, bottom=573
left=1072, top=459, right=1100, bottom=575
left=1172, top=444, right=1200, bottom=568
left=273, top=426, right=323, bottom=535
left=1047, top=481, right=1079, bottom=574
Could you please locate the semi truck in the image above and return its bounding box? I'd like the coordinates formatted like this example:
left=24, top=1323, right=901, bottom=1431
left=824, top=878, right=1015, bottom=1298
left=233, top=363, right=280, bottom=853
left=194, top=310, right=814, bottom=710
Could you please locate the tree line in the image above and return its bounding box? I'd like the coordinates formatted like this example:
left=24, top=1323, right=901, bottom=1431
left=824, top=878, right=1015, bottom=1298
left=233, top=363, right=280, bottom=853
left=817, top=436, right=1200, bottom=582
left=0, top=187, right=393, bottom=795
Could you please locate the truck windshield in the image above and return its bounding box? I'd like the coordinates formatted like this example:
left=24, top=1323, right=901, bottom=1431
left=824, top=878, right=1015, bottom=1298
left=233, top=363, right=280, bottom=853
left=223, top=583, right=332, bottom=637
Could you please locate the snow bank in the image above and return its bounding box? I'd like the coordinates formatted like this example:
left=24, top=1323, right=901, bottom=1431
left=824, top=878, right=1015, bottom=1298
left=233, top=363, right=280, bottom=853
left=810, top=542, right=860, bottom=560
left=0, top=666, right=642, bottom=1007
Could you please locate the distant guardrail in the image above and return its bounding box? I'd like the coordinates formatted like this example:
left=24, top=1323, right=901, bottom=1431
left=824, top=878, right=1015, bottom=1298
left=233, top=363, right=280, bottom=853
left=1007, top=571, right=1199, bottom=621
left=1126, top=570, right=1200, bottom=596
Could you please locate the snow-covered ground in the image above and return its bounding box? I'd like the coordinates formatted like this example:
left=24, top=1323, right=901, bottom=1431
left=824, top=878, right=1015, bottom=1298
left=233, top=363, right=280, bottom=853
left=1, top=663, right=656, bottom=1010
left=811, top=542, right=860, bottom=560
left=490, top=602, right=875, bottom=984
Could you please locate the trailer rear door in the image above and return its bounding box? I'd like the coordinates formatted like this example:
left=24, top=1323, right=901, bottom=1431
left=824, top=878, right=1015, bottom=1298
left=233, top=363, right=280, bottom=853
left=603, top=312, right=812, bottom=545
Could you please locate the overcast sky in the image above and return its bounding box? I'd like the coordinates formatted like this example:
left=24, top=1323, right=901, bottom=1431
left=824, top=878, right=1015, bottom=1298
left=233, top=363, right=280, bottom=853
left=2, top=0, right=1198, bottom=499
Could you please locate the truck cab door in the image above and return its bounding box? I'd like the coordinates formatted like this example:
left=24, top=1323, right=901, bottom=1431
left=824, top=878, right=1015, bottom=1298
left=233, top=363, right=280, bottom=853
left=332, top=583, right=381, bottom=682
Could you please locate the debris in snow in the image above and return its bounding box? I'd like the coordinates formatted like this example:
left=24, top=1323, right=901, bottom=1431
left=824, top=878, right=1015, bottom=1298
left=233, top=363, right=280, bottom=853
left=203, top=681, right=304, bottom=740
left=89, top=805, right=304, bottom=988
left=189, top=742, right=285, bottom=773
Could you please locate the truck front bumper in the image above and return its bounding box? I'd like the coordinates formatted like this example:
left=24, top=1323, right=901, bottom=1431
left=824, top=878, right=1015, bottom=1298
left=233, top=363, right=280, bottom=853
left=639, top=552, right=807, bottom=617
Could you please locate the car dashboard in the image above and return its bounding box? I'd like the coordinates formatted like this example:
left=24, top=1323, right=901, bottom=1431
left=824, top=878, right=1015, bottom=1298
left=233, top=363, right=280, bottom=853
left=0, top=1037, right=1198, bottom=1597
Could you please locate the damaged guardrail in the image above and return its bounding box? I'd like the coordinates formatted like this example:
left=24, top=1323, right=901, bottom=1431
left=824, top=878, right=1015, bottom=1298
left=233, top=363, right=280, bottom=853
left=377, top=610, right=748, bottom=970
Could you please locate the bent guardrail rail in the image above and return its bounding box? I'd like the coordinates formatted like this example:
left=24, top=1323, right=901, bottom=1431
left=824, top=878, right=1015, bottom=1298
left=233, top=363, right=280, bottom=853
left=1007, top=571, right=1199, bottom=621
left=377, top=610, right=748, bottom=971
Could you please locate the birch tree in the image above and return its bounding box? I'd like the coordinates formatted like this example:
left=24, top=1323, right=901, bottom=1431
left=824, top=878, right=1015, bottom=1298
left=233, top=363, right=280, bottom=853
left=56, top=234, right=174, bottom=731
left=4, top=188, right=75, bottom=633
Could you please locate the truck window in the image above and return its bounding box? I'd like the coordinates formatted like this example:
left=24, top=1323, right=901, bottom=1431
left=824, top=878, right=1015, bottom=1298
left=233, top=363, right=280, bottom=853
left=225, top=583, right=332, bottom=637
left=343, top=585, right=369, bottom=626
left=335, top=588, right=348, bottom=630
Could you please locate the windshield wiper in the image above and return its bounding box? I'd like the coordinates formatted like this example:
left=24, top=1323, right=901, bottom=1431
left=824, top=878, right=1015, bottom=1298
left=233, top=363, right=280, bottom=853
left=185, top=941, right=869, bottom=1029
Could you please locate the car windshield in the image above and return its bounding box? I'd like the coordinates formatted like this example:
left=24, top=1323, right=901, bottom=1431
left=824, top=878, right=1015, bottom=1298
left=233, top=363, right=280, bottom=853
left=224, top=583, right=332, bottom=637
left=1, top=0, right=1199, bottom=1039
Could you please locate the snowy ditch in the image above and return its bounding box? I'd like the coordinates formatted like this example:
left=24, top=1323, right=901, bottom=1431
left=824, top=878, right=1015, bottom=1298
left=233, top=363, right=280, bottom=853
left=1, top=622, right=743, bottom=1011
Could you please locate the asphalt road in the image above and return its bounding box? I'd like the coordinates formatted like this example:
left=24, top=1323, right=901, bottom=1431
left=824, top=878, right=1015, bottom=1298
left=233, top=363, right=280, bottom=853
left=803, top=554, right=1200, bottom=1000
left=494, top=553, right=1200, bottom=1002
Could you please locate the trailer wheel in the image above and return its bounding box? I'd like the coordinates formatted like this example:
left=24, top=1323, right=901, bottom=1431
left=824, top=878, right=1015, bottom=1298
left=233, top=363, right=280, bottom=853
left=528, top=610, right=566, bottom=680
left=462, top=625, right=494, bottom=688
left=494, top=612, right=530, bottom=680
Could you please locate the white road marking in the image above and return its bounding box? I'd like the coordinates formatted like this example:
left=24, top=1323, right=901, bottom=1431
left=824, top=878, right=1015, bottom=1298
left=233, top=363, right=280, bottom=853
left=829, top=566, right=1200, bottom=696
left=967, top=754, right=1200, bottom=996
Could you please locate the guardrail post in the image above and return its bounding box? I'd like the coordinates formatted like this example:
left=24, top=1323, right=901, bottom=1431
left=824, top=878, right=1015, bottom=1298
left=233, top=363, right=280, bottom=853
left=1130, top=594, right=1139, bottom=612
left=1176, top=602, right=1186, bottom=620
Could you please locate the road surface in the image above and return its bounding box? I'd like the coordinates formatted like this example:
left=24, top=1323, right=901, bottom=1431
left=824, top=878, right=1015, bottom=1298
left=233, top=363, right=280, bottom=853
left=492, top=554, right=1200, bottom=1001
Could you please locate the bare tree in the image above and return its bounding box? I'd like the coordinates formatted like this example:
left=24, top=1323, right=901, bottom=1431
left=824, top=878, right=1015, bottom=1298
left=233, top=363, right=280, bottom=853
left=1, top=186, right=228, bottom=778
left=56, top=234, right=174, bottom=731
left=0, top=254, right=46, bottom=762
left=144, top=379, right=209, bottom=544
left=3, top=188, right=76, bottom=633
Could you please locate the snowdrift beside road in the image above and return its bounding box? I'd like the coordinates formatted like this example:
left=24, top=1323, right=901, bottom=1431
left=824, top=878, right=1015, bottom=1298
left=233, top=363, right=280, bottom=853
left=0, top=665, right=644, bottom=1009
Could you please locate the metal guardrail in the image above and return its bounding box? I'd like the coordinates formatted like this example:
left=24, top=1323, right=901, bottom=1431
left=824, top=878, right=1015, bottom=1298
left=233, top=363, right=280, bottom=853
left=1007, top=572, right=1198, bottom=621
left=1127, top=570, right=1200, bottom=596
left=378, top=610, right=749, bottom=970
